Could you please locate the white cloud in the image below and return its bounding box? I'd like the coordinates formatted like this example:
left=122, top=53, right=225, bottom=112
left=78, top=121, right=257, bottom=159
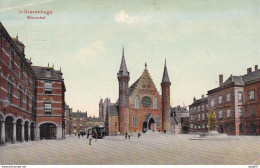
left=115, top=10, right=139, bottom=25
left=0, top=0, right=54, bottom=12
left=74, top=41, right=104, bottom=63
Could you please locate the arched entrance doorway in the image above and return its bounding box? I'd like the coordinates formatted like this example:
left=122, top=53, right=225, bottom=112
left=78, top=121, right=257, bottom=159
left=16, top=119, right=23, bottom=142
left=248, top=123, right=256, bottom=135
left=218, top=125, right=224, bottom=133
left=5, top=116, right=14, bottom=142
left=31, top=122, right=35, bottom=141
left=24, top=121, right=29, bottom=141
left=143, top=113, right=156, bottom=132
left=40, top=123, right=57, bottom=140
left=148, top=118, right=155, bottom=130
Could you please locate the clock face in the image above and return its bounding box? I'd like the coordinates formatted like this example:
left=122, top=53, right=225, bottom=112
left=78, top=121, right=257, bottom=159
left=141, top=96, right=152, bottom=108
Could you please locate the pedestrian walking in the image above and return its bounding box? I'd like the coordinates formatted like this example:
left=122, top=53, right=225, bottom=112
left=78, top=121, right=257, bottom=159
left=87, top=131, right=89, bottom=139
left=125, top=132, right=128, bottom=139
left=78, top=133, right=80, bottom=139
left=138, top=132, right=141, bottom=138
left=89, top=137, right=92, bottom=145
left=128, top=134, right=131, bottom=140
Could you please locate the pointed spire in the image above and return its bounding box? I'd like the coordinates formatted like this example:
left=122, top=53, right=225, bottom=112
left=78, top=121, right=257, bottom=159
left=118, top=47, right=129, bottom=77
left=162, top=59, right=170, bottom=83
left=122, top=46, right=124, bottom=56
left=145, top=62, right=147, bottom=70
left=60, top=66, right=62, bottom=71
left=16, top=34, right=18, bottom=39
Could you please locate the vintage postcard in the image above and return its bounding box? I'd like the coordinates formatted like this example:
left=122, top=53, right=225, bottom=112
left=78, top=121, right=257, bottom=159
left=0, top=0, right=259, bottom=166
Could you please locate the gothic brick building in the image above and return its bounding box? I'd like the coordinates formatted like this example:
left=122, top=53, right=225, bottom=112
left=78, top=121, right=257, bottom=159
left=99, top=48, right=172, bottom=135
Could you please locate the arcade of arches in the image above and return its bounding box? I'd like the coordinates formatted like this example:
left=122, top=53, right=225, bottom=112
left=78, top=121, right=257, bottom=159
left=0, top=114, right=58, bottom=144
left=0, top=115, right=36, bottom=144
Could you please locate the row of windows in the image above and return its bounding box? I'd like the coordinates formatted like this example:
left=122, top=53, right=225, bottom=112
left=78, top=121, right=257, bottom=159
left=0, top=38, right=33, bottom=87
left=190, top=123, right=208, bottom=129
left=210, top=93, right=231, bottom=107
left=210, top=89, right=260, bottom=108
left=5, top=81, right=32, bottom=111
left=190, top=108, right=255, bottom=121
left=217, top=108, right=255, bottom=118
left=190, top=112, right=208, bottom=121
left=190, top=104, right=208, bottom=113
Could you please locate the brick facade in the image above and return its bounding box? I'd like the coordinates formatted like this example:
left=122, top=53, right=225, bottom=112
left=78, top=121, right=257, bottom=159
left=0, top=22, right=37, bottom=144
left=189, top=96, right=209, bottom=132
left=100, top=50, right=172, bottom=135
left=190, top=67, right=260, bottom=135
left=0, top=22, right=66, bottom=144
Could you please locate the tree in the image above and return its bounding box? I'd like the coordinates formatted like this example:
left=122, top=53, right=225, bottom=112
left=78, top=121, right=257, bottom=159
left=208, top=110, right=216, bottom=131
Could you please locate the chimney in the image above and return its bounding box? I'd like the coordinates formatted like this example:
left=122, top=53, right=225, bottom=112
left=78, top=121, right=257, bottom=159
left=247, top=68, right=252, bottom=74
left=77, top=110, right=79, bottom=113
left=255, top=65, right=258, bottom=71
left=202, top=95, right=204, bottom=99
left=219, top=74, right=223, bottom=87
left=193, top=97, right=196, bottom=102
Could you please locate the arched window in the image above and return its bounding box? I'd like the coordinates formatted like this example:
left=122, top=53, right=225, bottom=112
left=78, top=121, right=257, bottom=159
left=153, top=97, right=158, bottom=109
left=135, top=96, right=139, bottom=109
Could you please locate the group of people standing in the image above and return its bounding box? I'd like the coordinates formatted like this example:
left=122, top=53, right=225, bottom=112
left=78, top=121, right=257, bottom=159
left=76, top=129, right=98, bottom=145
left=125, top=132, right=142, bottom=140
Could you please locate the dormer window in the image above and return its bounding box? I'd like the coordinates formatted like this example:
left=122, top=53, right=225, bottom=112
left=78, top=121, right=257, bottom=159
left=46, top=69, right=51, bottom=78
left=44, top=82, right=52, bottom=94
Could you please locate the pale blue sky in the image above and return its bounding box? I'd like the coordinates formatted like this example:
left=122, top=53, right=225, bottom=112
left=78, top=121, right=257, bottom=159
left=1, top=0, right=260, bottom=116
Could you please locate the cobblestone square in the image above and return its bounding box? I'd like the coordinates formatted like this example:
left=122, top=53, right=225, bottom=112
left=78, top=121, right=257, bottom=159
left=0, top=132, right=259, bottom=165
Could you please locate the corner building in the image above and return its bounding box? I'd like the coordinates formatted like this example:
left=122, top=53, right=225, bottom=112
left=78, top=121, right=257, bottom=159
left=32, top=65, right=66, bottom=140
left=100, top=48, right=172, bottom=135
left=0, top=22, right=66, bottom=144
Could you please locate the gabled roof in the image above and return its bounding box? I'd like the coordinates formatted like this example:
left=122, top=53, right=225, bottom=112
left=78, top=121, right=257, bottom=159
left=171, top=106, right=189, bottom=113
left=128, top=77, right=141, bottom=96
left=32, top=66, right=63, bottom=80
left=86, top=117, right=100, bottom=122
left=128, top=65, right=159, bottom=97
left=222, top=69, right=260, bottom=86
left=108, top=105, right=118, bottom=116
left=242, top=69, right=260, bottom=83
left=189, top=97, right=208, bottom=106
left=223, top=75, right=244, bottom=85
left=71, top=112, right=87, bottom=118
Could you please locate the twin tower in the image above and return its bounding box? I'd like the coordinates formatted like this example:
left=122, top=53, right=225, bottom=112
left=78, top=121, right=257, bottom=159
left=117, top=47, right=171, bottom=134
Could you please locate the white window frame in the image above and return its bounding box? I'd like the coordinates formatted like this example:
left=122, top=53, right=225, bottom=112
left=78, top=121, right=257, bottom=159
left=219, top=96, right=222, bottom=104
left=135, top=96, right=140, bottom=109
left=226, top=94, right=231, bottom=102
left=226, top=109, right=231, bottom=118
